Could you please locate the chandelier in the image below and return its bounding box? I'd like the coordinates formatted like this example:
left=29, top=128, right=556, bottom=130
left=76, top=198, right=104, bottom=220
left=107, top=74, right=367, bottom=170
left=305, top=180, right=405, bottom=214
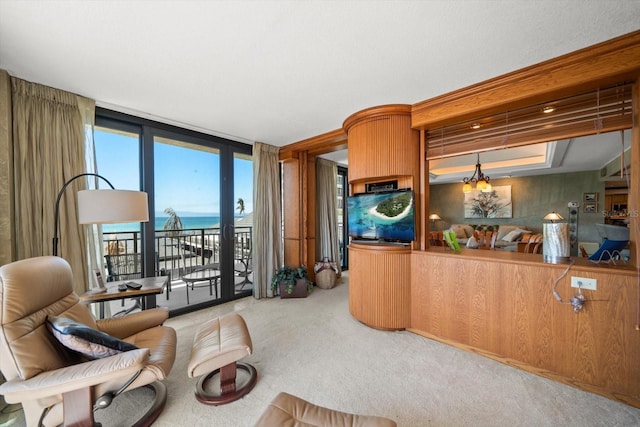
left=462, top=153, right=492, bottom=193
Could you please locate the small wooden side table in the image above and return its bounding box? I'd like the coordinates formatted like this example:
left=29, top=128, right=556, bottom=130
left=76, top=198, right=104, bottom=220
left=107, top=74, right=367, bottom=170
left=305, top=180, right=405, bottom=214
left=80, top=276, right=168, bottom=318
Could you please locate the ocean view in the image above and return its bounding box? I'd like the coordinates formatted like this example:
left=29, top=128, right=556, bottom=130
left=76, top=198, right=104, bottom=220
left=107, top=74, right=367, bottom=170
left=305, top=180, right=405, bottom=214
left=102, top=215, right=221, bottom=233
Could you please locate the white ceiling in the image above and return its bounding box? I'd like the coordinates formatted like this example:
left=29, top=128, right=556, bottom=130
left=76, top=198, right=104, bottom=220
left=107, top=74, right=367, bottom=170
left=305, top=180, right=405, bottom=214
left=1, top=1, right=639, bottom=174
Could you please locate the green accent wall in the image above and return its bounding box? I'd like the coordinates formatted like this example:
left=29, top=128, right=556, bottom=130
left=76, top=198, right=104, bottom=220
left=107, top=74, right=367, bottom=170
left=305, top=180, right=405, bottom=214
left=430, top=170, right=605, bottom=246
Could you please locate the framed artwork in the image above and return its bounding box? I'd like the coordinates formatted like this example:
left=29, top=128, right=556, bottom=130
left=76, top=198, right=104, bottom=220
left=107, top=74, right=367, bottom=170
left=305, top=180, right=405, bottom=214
left=464, top=185, right=512, bottom=218
left=583, top=192, right=598, bottom=202
left=584, top=202, right=598, bottom=213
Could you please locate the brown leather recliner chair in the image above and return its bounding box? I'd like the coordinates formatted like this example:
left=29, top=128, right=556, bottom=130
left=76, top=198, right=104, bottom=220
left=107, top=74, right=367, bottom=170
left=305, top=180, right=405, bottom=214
left=0, top=256, right=177, bottom=426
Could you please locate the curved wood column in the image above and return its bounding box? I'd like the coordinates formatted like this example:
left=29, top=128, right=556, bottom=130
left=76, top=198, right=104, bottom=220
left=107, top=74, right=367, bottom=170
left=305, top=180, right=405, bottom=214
left=349, top=243, right=411, bottom=330
left=343, top=104, right=418, bottom=184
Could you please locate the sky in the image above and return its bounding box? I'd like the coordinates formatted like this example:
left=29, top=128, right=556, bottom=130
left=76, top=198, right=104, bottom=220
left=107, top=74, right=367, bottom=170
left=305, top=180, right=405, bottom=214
left=94, top=128, right=253, bottom=217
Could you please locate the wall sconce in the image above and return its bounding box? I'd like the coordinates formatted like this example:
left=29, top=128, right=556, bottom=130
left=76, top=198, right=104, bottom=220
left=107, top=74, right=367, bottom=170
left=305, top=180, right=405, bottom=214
left=53, top=173, right=149, bottom=256
left=542, top=211, right=570, bottom=263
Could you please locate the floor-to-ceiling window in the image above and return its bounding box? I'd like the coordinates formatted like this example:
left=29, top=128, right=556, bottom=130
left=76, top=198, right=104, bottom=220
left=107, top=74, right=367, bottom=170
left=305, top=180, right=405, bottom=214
left=94, top=109, right=253, bottom=316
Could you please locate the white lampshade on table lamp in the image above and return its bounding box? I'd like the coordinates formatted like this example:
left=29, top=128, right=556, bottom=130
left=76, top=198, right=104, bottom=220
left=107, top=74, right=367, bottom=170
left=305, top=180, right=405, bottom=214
left=52, top=173, right=149, bottom=256
left=429, top=213, right=441, bottom=230
left=542, top=211, right=570, bottom=263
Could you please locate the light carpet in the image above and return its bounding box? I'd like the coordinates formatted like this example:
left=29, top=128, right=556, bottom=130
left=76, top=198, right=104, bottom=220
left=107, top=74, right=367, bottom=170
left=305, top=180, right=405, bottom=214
left=98, top=273, right=639, bottom=426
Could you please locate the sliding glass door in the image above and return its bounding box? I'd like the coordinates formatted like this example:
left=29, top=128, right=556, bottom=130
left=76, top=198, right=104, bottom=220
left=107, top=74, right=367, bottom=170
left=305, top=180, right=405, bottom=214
left=153, top=134, right=225, bottom=312
left=233, top=153, right=254, bottom=293
left=95, top=110, right=252, bottom=316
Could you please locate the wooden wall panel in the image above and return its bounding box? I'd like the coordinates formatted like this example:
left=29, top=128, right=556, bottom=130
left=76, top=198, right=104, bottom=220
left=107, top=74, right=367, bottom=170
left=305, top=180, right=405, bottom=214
left=282, top=158, right=302, bottom=267
left=344, top=105, right=419, bottom=183
left=349, top=243, right=411, bottom=330
left=306, top=155, right=316, bottom=279
left=630, top=79, right=639, bottom=266
left=410, top=250, right=640, bottom=407
left=283, top=238, right=300, bottom=268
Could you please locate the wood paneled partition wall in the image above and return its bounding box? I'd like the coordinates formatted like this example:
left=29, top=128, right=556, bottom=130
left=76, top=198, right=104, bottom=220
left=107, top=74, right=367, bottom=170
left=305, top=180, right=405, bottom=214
left=342, top=105, right=419, bottom=330
left=279, top=30, right=640, bottom=407
left=281, top=129, right=347, bottom=276
left=410, top=251, right=640, bottom=407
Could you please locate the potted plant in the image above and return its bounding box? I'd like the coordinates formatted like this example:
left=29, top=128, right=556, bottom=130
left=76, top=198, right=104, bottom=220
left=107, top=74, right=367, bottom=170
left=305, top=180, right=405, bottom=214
left=271, top=265, right=313, bottom=298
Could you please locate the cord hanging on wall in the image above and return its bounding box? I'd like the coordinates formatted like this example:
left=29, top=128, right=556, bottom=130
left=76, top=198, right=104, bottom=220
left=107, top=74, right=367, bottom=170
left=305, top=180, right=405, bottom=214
left=550, top=259, right=584, bottom=314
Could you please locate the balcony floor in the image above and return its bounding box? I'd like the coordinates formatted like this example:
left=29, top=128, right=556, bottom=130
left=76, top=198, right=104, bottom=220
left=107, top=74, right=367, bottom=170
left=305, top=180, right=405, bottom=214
left=98, top=272, right=253, bottom=317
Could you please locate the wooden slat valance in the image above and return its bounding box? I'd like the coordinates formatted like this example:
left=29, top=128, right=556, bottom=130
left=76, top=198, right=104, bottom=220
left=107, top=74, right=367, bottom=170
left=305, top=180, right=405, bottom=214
left=426, top=83, right=633, bottom=159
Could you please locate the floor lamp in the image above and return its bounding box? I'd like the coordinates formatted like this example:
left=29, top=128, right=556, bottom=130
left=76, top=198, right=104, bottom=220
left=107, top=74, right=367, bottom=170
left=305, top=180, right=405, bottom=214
left=52, top=173, right=149, bottom=256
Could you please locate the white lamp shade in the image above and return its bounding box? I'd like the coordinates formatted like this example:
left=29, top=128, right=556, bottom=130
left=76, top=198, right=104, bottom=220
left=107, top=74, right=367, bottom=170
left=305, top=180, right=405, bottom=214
left=429, top=214, right=441, bottom=220
left=77, top=189, right=149, bottom=224
left=543, top=211, right=564, bottom=222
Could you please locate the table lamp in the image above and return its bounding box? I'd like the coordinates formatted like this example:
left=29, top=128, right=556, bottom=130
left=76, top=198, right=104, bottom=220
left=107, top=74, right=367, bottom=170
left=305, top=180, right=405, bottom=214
left=429, top=213, right=441, bottom=230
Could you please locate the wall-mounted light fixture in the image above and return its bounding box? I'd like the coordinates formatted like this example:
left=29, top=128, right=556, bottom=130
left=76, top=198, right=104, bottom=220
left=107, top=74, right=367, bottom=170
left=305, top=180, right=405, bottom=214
left=462, top=153, right=491, bottom=193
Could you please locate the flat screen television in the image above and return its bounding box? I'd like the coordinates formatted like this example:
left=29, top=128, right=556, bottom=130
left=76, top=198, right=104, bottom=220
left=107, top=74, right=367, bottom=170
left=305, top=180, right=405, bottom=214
left=347, top=189, right=416, bottom=243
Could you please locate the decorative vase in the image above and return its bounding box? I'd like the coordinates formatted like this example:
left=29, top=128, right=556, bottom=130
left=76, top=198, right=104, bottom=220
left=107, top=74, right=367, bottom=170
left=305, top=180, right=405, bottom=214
left=314, top=257, right=338, bottom=289
left=279, top=278, right=308, bottom=298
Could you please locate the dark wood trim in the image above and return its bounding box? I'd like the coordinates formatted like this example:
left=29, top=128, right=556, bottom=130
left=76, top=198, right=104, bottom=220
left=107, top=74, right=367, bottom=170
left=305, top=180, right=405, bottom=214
left=279, top=128, right=346, bottom=160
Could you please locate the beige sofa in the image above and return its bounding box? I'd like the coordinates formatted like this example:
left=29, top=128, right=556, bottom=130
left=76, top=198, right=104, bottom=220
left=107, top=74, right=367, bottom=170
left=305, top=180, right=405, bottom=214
left=448, top=224, right=533, bottom=250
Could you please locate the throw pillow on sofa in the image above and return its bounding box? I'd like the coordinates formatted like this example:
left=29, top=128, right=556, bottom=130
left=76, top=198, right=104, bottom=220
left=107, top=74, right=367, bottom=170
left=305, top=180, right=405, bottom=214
left=496, top=226, right=518, bottom=241
left=502, top=230, right=522, bottom=242
left=451, top=224, right=474, bottom=239
left=451, top=225, right=468, bottom=240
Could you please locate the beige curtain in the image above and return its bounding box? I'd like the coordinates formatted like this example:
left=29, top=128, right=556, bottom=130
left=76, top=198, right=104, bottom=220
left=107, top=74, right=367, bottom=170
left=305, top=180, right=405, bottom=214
left=316, top=158, right=341, bottom=274
left=78, top=97, right=104, bottom=290
left=11, top=77, right=94, bottom=293
left=252, top=142, right=282, bottom=299
left=0, top=70, right=13, bottom=266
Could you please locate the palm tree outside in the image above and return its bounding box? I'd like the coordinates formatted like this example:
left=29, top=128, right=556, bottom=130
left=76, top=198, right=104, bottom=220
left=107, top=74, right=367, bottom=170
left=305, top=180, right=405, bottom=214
left=237, top=198, right=245, bottom=216
left=163, top=207, right=183, bottom=237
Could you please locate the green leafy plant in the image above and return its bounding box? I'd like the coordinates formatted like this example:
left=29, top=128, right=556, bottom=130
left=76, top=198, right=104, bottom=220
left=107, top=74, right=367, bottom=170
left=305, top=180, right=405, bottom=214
left=271, top=265, right=313, bottom=295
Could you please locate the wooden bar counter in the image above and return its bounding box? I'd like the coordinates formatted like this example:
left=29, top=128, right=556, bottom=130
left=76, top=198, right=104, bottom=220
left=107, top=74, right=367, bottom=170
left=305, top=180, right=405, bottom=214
left=410, top=247, right=640, bottom=408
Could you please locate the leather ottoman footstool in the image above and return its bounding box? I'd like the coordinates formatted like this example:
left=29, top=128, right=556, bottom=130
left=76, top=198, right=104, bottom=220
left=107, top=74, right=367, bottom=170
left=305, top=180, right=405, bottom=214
left=187, top=313, right=257, bottom=405
left=254, top=392, right=397, bottom=426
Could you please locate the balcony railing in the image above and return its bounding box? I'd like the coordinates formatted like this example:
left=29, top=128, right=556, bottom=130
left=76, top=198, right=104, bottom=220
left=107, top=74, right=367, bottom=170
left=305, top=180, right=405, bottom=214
left=102, top=226, right=252, bottom=282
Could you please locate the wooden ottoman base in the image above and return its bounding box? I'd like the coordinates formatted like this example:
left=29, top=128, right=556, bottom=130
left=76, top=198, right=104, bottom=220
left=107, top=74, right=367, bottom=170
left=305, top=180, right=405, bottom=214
left=188, top=313, right=257, bottom=405
left=195, top=361, right=257, bottom=405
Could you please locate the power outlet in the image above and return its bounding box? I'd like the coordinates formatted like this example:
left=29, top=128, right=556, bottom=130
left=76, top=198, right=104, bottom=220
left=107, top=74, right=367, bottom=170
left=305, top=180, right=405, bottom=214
left=571, top=276, right=597, bottom=291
